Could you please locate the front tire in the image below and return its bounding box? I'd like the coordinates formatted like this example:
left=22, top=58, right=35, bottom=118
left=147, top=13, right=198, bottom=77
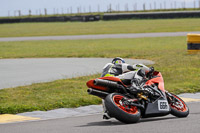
left=167, top=92, right=189, bottom=117
left=104, top=93, right=141, bottom=124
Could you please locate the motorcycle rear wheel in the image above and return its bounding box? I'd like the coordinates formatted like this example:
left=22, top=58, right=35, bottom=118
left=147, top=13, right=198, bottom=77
left=104, top=93, right=141, bottom=124
left=167, top=92, right=189, bottom=117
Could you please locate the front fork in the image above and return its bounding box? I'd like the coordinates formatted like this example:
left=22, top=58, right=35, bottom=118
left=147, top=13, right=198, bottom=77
left=166, top=91, right=179, bottom=104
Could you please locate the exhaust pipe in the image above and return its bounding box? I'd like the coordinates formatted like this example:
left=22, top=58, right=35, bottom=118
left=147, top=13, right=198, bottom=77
left=94, top=79, right=120, bottom=89
left=94, top=79, right=127, bottom=93
left=87, top=88, right=109, bottom=98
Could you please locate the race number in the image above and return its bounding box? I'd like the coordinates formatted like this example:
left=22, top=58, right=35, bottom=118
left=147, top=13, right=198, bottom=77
left=158, top=100, right=169, bottom=111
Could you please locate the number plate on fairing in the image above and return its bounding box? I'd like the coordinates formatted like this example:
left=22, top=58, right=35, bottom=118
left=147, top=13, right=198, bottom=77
left=158, top=100, right=170, bottom=111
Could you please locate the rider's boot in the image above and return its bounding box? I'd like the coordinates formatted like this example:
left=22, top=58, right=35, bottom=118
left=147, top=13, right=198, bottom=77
left=102, top=99, right=111, bottom=119
left=103, top=112, right=111, bottom=120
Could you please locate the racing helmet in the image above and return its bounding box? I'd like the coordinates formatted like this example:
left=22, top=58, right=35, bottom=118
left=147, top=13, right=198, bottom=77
left=112, top=57, right=125, bottom=64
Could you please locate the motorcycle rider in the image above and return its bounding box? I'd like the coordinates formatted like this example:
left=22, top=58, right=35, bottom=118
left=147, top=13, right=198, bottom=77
left=101, top=57, right=154, bottom=119
left=102, top=57, right=151, bottom=85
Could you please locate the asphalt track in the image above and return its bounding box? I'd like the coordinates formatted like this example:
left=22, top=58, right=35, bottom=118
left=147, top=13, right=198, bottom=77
left=0, top=101, right=200, bottom=133
left=0, top=31, right=200, bottom=42
left=0, top=58, right=154, bottom=89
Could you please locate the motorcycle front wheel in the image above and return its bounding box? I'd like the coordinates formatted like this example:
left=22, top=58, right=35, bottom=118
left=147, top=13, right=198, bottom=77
left=167, top=92, right=189, bottom=117
left=104, top=93, right=141, bottom=124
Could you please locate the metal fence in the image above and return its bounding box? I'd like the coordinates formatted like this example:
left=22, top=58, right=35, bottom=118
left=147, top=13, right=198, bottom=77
left=6, top=0, right=200, bottom=17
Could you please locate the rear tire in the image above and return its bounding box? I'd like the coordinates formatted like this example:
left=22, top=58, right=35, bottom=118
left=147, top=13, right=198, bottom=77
left=104, top=93, right=141, bottom=124
left=167, top=93, right=189, bottom=117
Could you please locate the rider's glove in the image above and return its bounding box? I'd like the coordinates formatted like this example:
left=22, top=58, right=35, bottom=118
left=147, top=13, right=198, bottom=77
left=147, top=66, right=154, bottom=79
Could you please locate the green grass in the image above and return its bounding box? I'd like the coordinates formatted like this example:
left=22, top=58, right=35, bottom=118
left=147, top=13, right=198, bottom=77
left=0, top=74, right=101, bottom=114
left=0, top=36, right=200, bottom=114
left=0, top=18, right=200, bottom=37
left=0, top=36, right=199, bottom=59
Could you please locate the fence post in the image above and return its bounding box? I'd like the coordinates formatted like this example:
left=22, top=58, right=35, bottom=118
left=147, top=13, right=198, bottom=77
left=135, top=3, right=137, bottom=11
left=150, top=3, right=152, bottom=10
left=29, top=10, right=31, bottom=16
left=143, top=3, right=146, bottom=11
left=57, top=8, right=59, bottom=15
left=164, top=1, right=166, bottom=9
left=39, top=9, right=42, bottom=16
left=160, top=3, right=162, bottom=9
left=184, top=1, right=186, bottom=9
left=53, top=8, right=55, bottom=15
left=61, top=8, right=64, bottom=14
left=89, top=5, right=91, bottom=13
left=77, top=7, right=79, bottom=13
left=199, top=0, right=200, bottom=8
left=98, top=5, right=100, bottom=12
left=44, top=8, right=47, bottom=16
left=83, top=7, right=86, bottom=13
left=174, top=1, right=176, bottom=9
left=18, top=10, right=21, bottom=16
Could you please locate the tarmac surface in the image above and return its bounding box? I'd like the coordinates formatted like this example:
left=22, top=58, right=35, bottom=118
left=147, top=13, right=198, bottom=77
left=0, top=58, right=154, bottom=89
left=0, top=100, right=200, bottom=133
left=0, top=31, right=200, bottom=42
left=16, top=93, right=200, bottom=120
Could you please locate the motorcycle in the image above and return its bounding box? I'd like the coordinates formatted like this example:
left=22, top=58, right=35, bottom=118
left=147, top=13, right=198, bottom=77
left=86, top=69, right=189, bottom=123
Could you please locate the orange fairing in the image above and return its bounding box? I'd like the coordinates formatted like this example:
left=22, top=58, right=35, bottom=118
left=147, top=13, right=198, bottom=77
left=86, top=76, right=123, bottom=91
left=145, top=72, right=165, bottom=92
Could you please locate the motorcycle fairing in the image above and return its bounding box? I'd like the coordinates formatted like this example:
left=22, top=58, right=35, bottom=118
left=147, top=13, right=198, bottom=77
left=145, top=72, right=165, bottom=92
left=143, top=72, right=170, bottom=117
left=144, top=90, right=170, bottom=117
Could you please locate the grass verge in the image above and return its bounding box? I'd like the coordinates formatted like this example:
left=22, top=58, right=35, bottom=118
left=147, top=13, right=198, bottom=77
left=0, top=36, right=200, bottom=114
left=0, top=74, right=101, bottom=114
left=0, top=18, right=200, bottom=37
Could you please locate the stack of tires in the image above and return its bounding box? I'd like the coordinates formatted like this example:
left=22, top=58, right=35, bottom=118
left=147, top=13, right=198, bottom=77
left=187, top=34, right=200, bottom=54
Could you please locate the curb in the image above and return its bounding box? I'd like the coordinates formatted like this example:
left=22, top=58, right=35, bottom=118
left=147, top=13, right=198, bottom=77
left=0, top=93, right=199, bottom=124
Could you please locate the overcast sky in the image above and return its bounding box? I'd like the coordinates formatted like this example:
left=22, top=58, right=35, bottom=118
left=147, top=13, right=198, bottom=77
left=0, top=0, right=198, bottom=17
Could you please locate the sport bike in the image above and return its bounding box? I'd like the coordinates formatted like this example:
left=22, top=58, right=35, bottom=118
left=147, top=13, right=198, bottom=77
left=86, top=70, right=189, bottom=123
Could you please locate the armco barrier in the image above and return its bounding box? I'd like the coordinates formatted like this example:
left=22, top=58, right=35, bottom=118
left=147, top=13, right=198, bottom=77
left=187, top=34, right=200, bottom=54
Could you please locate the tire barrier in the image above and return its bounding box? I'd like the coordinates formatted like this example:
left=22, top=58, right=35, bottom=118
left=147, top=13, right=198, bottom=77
left=187, top=34, right=200, bottom=54
left=103, top=11, right=200, bottom=20
left=1, top=11, right=200, bottom=24
left=0, top=15, right=100, bottom=24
